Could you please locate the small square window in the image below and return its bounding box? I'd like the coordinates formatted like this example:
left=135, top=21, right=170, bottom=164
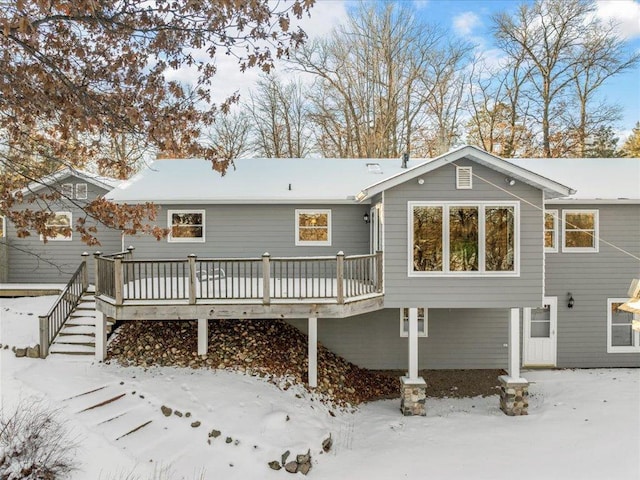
left=41, top=211, right=72, bottom=241
left=295, top=209, right=331, bottom=246
left=61, top=183, right=73, bottom=199
left=168, top=210, right=205, bottom=243
left=544, top=210, right=558, bottom=253
left=75, top=183, right=88, bottom=200
left=400, top=308, right=428, bottom=337
left=562, top=209, right=598, bottom=252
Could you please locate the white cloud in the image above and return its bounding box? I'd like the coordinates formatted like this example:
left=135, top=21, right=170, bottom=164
left=413, top=0, right=430, bottom=10
left=596, top=0, right=640, bottom=39
left=453, top=11, right=481, bottom=36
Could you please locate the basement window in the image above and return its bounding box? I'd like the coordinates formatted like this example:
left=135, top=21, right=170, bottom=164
left=400, top=308, right=428, bottom=337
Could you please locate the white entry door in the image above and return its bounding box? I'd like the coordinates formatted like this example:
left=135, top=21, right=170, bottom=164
left=523, top=297, right=557, bottom=367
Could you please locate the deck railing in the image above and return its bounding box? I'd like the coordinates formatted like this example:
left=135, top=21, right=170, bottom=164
left=95, top=251, right=383, bottom=305
left=39, top=253, right=89, bottom=357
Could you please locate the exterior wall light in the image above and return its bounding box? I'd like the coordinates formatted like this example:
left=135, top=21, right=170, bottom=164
left=418, top=178, right=425, bottom=185
left=363, top=212, right=370, bottom=224
left=568, top=293, right=575, bottom=309
left=505, top=177, right=516, bottom=186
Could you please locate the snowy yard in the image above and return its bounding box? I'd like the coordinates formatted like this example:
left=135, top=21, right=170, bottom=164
left=1, top=296, right=639, bottom=480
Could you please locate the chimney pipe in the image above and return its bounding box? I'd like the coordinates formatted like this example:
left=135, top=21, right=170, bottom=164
left=401, top=152, right=409, bottom=169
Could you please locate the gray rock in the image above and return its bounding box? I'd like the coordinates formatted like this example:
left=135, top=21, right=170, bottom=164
left=225, top=437, right=232, bottom=444
left=174, top=410, right=183, bottom=417
left=322, top=435, right=333, bottom=452
left=190, top=421, right=201, bottom=428
left=284, top=461, right=298, bottom=473
left=299, top=461, right=312, bottom=475
left=161, top=405, right=172, bottom=416
left=15, top=348, right=26, bottom=358
left=281, top=450, right=290, bottom=466
left=209, top=429, right=221, bottom=438
left=268, top=461, right=281, bottom=470
left=296, top=450, right=311, bottom=464
left=26, top=345, right=40, bottom=358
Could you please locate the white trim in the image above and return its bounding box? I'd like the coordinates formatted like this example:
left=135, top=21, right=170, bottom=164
left=544, top=209, right=558, bottom=253
left=561, top=209, right=599, bottom=253
left=408, top=201, right=520, bottom=277
left=0, top=215, right=5, bottom=238
left=75, top=183, right=88, bottom=200
left=295, top=209, right=332, bottom=246
left=523, top=297, right=557, bottom=367
left=408, top=308, right=419, bottom=380
left=41, top=211, right=73, bottom=241
left=508, top=308, right=521, bottom=380
left=400, top=307, right=428, bottom=337
left=167, top=209, right=206, bottom=243
left=456, top=166, right=473, bottom=189
left=607, top=298, right=640, bottom=353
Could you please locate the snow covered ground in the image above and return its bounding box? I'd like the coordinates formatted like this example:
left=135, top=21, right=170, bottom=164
left=1, top=295, right=639, bottom=480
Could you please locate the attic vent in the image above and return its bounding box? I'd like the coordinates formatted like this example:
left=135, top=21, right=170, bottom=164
left=456, top=166, right=473, bottom=189
left=367, top=163, right=383, bottom=174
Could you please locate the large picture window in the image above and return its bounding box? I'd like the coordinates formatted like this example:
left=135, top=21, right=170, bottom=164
left=295, top=209, right=331, bottom=246
left=41, top=211, right=72, bottom=241
left=562, top=209, right=598, bottom=252
left=410, top=202, right=518, bottom=276
left=168, top=210, right=205, bottom=242
left=544, top=210, right=558, bottom=253
left=607, top=298, right=640, bottom=353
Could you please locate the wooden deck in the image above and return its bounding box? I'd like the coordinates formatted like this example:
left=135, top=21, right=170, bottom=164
left=94, top=251, right=384, bottom=320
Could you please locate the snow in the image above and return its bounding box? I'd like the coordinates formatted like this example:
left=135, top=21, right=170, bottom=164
left=1, top=296, right=639, bottom=480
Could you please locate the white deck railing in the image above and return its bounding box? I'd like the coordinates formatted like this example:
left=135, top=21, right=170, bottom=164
left=95, top=251, right=383, bottom=306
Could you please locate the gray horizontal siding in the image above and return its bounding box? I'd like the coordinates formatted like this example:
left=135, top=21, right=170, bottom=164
left=383, top=158, right=544, bottom=308
left=288, top=307, right=510, bottom=370
left=6, top=177, right=121, bottom=283
left=546, top=203, right=640, bottom=368
left=124, top=204, right=371, bottom=260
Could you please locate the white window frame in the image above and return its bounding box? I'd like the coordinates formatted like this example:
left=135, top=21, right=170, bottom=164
left=75, top=183, right=88, bottom=200
left=400, top=307, right=428, bottom=337
left=607, top=298, right=640, bottom=353
left=456, top=166, right=473, bottom=189
left=295, top=209, right=332, bottom=246
left=61, top=183, right=73, bottom=199
left=544, top=209, right=558, bottom=253
left=562, top=209, right=599, bottom=253
left=408, top=201, right=520, bottom=277
left=167, top=209, right=206, bottom=243
left=41, top=211, right=73, bottom=241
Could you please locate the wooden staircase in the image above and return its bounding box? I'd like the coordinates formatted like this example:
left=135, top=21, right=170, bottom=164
left=49, top=287, right=115, bottom=357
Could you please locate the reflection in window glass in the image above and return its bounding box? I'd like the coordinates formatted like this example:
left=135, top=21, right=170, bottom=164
left=45, top=212, right=72, bottom=241
left=485, top=206, right=515, bottom=271
left=564, top=211, right=597, bottom=250
left=449, top=206, right=478, bottom=271
left=413, top=206, right=442, bottom=271
left=296, top=210, right=331, bottom=245
left=169, top=211, right=204, bottom=242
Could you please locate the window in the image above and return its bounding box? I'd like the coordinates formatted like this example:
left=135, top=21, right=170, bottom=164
left=562, top=209, right=598, bottom=252
left=61, top=183, right=73, bottom=198
left=400, top=308, right=428, bottom=337
left=42, top=211, right=72, bottom=241
left=168, top=210, right=205, bottom=242
left=607, top=299, right=640, bottom=353
left=456, top=167, right=473, bottom=189
left=295, top=209, right=331, bottom=246
left=75, top=183, right=88, bottom=200
left=410, top=202, right=518, bottom=276
left=544, top=210, right=558, bottom=253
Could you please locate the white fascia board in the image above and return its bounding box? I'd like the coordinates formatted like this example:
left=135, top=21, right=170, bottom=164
left=19, top=168, right=119, bottom=195
left=545, top=198, right=640, bottom=204
left=358, top=145, right=575, bottom=200
left=108, top=198, right=367, bottom=205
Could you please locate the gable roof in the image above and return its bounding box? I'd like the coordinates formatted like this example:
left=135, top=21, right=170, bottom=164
left=19, top=167, right=121, bottom=196
left=107, top=157, right=410, bottom=204
left=356, top=145, right=575, bottom=201
left=508, top=157, right=640, bottom=203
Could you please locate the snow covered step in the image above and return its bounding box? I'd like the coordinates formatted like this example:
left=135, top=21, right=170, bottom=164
left=53, top=334, right=95, bottom=346
left=66, top=316, right=98, bottom=326
left=49, top=343, right=95, bottom=355
left=59, top=325, right=96, bottom=335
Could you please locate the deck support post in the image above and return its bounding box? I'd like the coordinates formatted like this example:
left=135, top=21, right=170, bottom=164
left=499, top=308, right=529, bottom=416
left=308, top=317, right=317, bottom=388
left=408, top=307, right=419, bottom=380
left=262, top=252, right=271, bottom=305
left=95, top=311, right=107, bottom=362
left=336, top=252, right=345, bottom=304
left=81, top=252, right=89, bottom=291
left=197, top=319, right=208, bottom=356
left=399, top=307, right=426, bottom=416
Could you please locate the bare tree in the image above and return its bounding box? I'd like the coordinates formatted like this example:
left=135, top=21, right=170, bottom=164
left=204, top=111, right=252, bottom=161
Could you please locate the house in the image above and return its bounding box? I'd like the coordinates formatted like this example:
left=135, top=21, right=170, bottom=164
left=0, top=168, right=122, bottom=284
left=3, top=146, right=639, bottom=415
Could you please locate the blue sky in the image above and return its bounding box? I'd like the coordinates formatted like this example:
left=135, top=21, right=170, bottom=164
left=200, top=0, right=640, bottom=141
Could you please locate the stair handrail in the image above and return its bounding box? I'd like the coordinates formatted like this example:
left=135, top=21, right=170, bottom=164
left=38, top=253, right=90, bottom=358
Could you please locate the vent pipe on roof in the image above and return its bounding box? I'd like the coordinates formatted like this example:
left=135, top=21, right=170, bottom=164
left=401, top=152, right=409, bottom=169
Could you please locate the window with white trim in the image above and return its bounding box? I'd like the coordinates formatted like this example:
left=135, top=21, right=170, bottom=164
left=562, top=209, right=598, bottom=252
left=75, top=183, right=88, bottom=200
left=410, top=202, right=518, bottom=275
left=61, top=183, right=73, bottom=199
left=168, top=210, right=205, bottom=242
left=400, top=308, right=428, bottom=337
left=295, top=209, right=331, bottom=246
left=607, top=298, right=640, bottom=353
left=42, top=211, right=72, bottom=241
left=544, top=210, right=558, bottom=253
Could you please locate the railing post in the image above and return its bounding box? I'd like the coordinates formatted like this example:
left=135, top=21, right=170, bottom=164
left=336, top=251, right=345, bottom=304
left=262, top=252, right=271, bottom=305
left=93, top=251, right=102, bottom=294
left=127, top=245, right=135, bottom=258
left=376, top=250, right=383, bottom=292
left=114, top=255, right=123, bottom=305
left=39, top=315, right=49, bottom=358
left=81, top=252, right=89, bottom=292
left=188, top=254, right=197, bottom=304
